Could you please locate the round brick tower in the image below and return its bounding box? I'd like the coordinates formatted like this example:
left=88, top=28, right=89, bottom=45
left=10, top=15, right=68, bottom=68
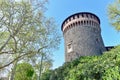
left=61, top=12, right=106, bottom=62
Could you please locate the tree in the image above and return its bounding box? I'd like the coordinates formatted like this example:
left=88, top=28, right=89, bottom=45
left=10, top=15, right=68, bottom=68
left=40, top=70, right=53, bottom=80
left=0, top=0, right=60, bottom=79
left=41, top=46, right=120, bottom=80
left=14, top=62, right=36, bottom=80
left=108, top=0, right=120, bottom=31
left=0, top=0, right=60, bottom=68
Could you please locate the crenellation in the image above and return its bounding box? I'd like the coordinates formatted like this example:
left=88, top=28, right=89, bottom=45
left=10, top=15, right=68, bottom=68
left=63, top=19, right=100, bottom=33
left=62, top=12, right=106, bottom=62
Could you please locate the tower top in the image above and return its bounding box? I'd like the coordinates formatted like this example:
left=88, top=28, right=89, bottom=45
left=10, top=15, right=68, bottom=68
left=61, top=12, right=100, bottom=31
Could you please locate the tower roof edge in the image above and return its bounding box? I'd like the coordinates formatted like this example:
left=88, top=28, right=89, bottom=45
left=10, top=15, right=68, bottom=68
left=61, top=12, right=100, bottom=31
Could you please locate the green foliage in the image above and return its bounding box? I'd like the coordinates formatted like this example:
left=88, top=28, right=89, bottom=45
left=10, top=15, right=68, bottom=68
left=0, top=0, right=60, bottom=70
left=108, top=0, right=120, bottom=31
left=41, top=70, right=53, bottom=80
left=14, top=62, right=35, bottom=80
left=41, top=46, right=120, bottom=80
left=0, top=0, right=60, bottom=79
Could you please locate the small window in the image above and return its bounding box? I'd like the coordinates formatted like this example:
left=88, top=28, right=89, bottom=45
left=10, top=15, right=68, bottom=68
left=89, top=21, right=91, bottom=25
left=76, top=22, right=78, bottom=26
left=91, top=15, right=93, bottom=18
left=67, top=42, right=73, bottom=53
left=81, top=21, right=83, bottom=25
left=73, top=23, right=75, bottom=26
left=87, top=21, right=88, bottom=25
left=86, top=14, right=88, bottom=18
left=82, top=14, right=84, bottom=17
left=69, top=18, right=71, bottom=21
left=77, top=15, right=79, bottom=18
left=84, top=21, right=86, bottom=25
left=73, top=16, right=75, bottom=19
left=96, top=38, right=99, bottom=43
left=68, top=44, right=71, bottom=49
left=78, top=21, right=80, bottom=25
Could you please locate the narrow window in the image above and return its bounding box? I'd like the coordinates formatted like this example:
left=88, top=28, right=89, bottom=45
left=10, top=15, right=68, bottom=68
left=89, top=21, right=91, bottom=25
left=69, top=18, right=71, bottom=21
left=78, top=21, right=80, bottom=25
left=73, top=23, right=75, bottom=26
left=76, top=22, right=78, bottom=26
left=73, top=16, right=75, bottom=19
left=87, top=21, right=88, bottom=25
left=77, top=15, right=79, bottom=18
left=81, top=21, right=83, bottom=25
left=84, top=21, right=86, bottom=25
left=86, top=14, right=88, bottom=18
left=91, top=15, right=93, bottom=18
left=82, top=14, right=84, bottom=17
left=67, top=42, right=73, bottom=53
left=71, top=24, right=73, bottom=27
left=96, top=38, right=99, bottom=43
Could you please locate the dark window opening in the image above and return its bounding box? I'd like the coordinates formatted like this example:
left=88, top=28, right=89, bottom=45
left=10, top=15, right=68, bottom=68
left=84, top=21, right=86, bottom=25
left=89, top=21, right=91, bottom=25
left=86, top=14, right=88, bottom=18
left=73, top=23, right=75, bottom=26
left=87, top=21, right=88, bottom=25
left=81, top=21, right=83, bottom=25
left=77, top=15, right=79, bottom=18
left=73, top=16, right=75, bottom=19
left=82, top=14, right=84, bottom=17
left=78, top=21, right=80, bottom=25
left=69, top=18, right=71, bottom=21
left=91, top=15, right=93, bottom=18
left=96, top=38, right=99, bottom=43
left=76, top=22, right=78, bottom=26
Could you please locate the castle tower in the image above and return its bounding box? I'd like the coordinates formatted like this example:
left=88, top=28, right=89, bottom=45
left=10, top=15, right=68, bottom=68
left=61, top=12, right=106, bottom=62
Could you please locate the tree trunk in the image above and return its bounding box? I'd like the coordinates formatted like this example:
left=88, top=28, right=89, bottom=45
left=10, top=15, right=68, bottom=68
left=38, top=54, right=44, bottom=80
left=10, top=60, right=18, bottom=80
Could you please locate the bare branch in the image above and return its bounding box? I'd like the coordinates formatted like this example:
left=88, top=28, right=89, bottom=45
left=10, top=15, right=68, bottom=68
left=0, top=46, right=47, bottom=69
left=0, top=51, right=14, bottom=54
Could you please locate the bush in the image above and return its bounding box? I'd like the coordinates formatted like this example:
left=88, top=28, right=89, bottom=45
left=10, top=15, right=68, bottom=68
left=41, top=46, right=120, bottom=80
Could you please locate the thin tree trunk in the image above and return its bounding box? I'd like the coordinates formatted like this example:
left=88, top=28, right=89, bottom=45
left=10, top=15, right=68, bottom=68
left=10, top=59, right=18, bottom=80
left=38, top=54, right=44, bottom=80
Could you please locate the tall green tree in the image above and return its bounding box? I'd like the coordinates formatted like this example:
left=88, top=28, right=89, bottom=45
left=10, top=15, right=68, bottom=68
left=0, top=0, right=61, bottom=79
left=108, top=0, right=120, bottom=31
left=0, top=0, right=60, bottom=68
left=14, top=62, right=36, bottom=80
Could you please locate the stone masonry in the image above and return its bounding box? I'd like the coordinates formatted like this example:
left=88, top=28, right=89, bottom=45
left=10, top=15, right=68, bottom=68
left=61, top=12, right=106, bottom=62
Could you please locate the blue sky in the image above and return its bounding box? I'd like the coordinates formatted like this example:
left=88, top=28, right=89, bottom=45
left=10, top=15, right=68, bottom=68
left=45, top=0, right=120, bottom=69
